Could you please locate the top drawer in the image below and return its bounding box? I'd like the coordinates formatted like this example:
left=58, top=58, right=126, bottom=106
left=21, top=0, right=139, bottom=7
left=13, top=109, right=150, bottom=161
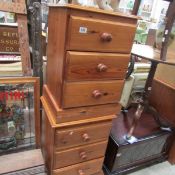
left=67, top=16, right=137, bottom=53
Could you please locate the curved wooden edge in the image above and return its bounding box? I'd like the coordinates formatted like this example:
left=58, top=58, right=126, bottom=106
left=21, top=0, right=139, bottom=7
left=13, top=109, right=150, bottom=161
left=154, top=78, right=175, bottom=90
left=0, top=2, right=27, bottom=14
left=41, top=96, right=56, bottom=127
left=41, top=95, right=116, bottom=129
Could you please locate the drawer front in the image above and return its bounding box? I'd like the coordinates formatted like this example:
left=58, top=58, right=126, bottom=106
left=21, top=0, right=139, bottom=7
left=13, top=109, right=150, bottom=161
left=67, top=16, right=136, bottom=53
left=54, top=141, right=107, bottom=169
left=63, top=80, right=124, bottom=108
left=53, top=158, right=104, bottom=175
left=66, top=52, right=130, bottom=81
left=55, top=122, right=111, bottom=150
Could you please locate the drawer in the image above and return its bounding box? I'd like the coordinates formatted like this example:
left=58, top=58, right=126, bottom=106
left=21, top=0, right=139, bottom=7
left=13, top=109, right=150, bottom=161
left=53, top=158, right=104, bottom=175
left=63, top=80, right=124, bottom=108
left=66, top=52, right=130, bottom=81
left=55, top=122, right=111, bottom=150
left=67, top=16, right=136, bottom=53
left=54, top=141, right=107, bottom=169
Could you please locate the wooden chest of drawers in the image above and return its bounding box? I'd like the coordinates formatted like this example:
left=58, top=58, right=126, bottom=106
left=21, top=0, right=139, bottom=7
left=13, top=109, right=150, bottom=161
left=42, top=4, right=138, bottom=175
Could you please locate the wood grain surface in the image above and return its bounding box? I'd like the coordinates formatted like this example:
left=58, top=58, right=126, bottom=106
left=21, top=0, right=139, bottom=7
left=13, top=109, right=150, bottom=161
left=67, top=16, right=137, bottom=53
left=54, top=141, right=107, bottom=169
left=53, top=158, right=104, bottom=175
left=66, top=51, right=130, bottom=81
left=54, top=121, right=112, bottom=150
left=63, top=80, right=124, bottom=108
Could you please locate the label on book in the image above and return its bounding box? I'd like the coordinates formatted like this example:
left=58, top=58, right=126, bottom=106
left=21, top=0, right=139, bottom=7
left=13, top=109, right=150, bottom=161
left=0, top=26, right=20, bottom=53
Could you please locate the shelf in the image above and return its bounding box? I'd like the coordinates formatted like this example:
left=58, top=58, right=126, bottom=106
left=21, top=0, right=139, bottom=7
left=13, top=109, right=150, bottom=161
left=0, top=55, right=21, bottom=61
left=0, top=22, right=18, bottom=27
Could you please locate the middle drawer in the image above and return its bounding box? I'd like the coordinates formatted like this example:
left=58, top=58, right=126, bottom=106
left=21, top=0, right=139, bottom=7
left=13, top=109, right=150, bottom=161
left=54, top=140, right=107, bottom=169
left=65, top=52, right=130, bottom=81
left=62, top=80, right=124, bottom=108
left=54, top=121, right=111, bottom=150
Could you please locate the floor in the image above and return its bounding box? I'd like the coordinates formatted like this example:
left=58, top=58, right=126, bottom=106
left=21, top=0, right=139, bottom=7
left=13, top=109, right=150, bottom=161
left=0, top=149, right=44, bottom=175
left=129, top=161, right=175, bottom=175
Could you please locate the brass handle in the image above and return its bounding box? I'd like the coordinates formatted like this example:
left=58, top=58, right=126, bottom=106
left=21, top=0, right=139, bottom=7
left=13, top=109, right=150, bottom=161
left=78, top=170, right=85, bottom=175
left=80, top=152, right=87, bottom=160
left=100, top=33, right=112, bottom=42
left=82, top=133, right=90, bottom=142
left=97, top=63, right=108, bottom=72
left=92, top=90, right=102, bottom=99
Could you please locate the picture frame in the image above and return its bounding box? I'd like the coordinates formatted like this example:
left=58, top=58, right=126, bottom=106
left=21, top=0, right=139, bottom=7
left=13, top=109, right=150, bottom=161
left=0, top=77, right=40, bottom=155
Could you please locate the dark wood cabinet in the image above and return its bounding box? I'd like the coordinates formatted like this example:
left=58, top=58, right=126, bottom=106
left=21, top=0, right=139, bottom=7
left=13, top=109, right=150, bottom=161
left=104, top=108, right=173, bottom=175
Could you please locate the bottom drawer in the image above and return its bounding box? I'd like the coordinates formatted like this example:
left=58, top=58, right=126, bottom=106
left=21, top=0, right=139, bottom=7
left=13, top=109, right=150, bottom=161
left=53, top=158, right=104, bottom=175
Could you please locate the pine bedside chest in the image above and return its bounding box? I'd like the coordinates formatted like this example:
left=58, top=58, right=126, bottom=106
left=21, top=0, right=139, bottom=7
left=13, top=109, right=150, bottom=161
left=41, top=4, right=138, bottom=175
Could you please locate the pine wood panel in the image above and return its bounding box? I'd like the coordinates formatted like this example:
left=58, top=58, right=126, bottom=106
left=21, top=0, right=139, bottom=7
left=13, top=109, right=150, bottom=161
left=54, top=141, right=107, bottom=169
left=46, top=8, right=68, bottom=107
left=53, top=158, right=104, bottom=175
left=67, top=16, right=137, bottom=53
left=66, top=52, right=130, bottom=81
left=54, top=122, right=112, bottom=150
left=46, top=6, right=138, bottom=107
left=49, top=4, right=139, bottom=21
left=63, top=80, right=124, bottom=108
left=41, top=91, right=117, bottom=128
left=43, top=85, right=120, bottom=124
left=42, top=110, right=55, bottom=173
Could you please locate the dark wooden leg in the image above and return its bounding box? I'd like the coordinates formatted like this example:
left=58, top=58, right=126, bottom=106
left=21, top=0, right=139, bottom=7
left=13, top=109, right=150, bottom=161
left=126, top=104, right=144, bottom=139
left=126, top=61, right=159, bottom=140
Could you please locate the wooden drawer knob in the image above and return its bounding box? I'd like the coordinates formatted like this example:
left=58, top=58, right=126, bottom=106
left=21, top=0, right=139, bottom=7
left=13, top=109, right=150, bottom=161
left=80, top=152, right=87, bottom=160
left=82, top=133, right=90, bottom=142
left=100, top=33, right=112, bottom=42
left=78, top=170, right=85, bottom=175
left=92, top=90, right=102, bottom=99
left=97, top=63, right=108, bottom=72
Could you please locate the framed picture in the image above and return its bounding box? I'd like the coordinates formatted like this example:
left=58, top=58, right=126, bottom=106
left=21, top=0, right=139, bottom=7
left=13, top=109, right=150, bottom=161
left=0, top=77, right=40, bottom=155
